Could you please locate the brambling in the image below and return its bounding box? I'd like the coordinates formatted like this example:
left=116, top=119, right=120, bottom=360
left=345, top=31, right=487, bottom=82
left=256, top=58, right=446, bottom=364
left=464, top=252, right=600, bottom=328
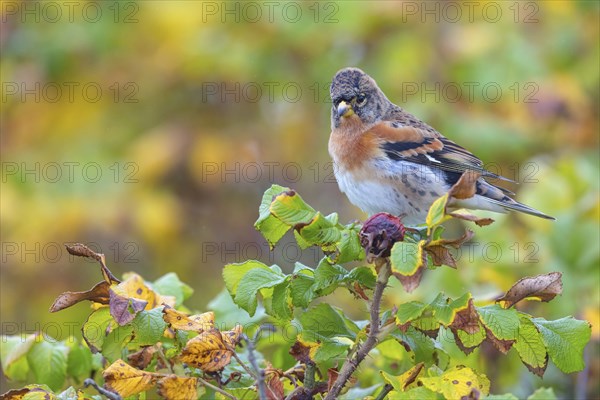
left=328, top=67, right=554, bottom=225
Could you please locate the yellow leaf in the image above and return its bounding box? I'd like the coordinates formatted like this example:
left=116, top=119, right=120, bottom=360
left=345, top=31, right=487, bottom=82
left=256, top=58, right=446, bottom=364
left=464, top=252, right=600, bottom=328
left=103, top=359, right=159, bottom=397
left=419, top=365, right=489, bottom=399
left=162, top=305, right=215, bottom=332
left=116, top=273, right=160, bottom=310
left=180, top=329, right=234, bottom=372
left=222, top=324, right=243, bottom=348
left=380, top=362, right=424, bottom=392
left=157, top=375, right=198, bottom=400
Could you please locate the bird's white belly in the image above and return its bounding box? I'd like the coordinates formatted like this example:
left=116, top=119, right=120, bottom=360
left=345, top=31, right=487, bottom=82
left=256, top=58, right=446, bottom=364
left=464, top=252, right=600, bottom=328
left=333, top=161, right=449, bottom=225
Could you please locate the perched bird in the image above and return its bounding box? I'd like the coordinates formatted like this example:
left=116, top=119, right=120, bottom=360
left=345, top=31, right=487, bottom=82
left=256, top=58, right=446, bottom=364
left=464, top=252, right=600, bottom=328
left=328, top=67, right=554, bottom=225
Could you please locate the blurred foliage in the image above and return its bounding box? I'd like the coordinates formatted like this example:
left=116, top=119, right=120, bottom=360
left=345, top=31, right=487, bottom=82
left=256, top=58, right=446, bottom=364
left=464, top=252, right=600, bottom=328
left=1, top=0, right=598, bottom=397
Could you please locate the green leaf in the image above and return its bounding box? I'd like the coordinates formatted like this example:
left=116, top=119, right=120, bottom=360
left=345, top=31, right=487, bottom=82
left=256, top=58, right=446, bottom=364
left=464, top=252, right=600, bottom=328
left=532, top=317, right=591, bottom=373
left=57, top=386, right=81, bottom=400
left=255, top=184, right=292, bottom=248
left=456, top=324, right=486, bottom=348
left=477, top=305, right=519, bottom=340
left=297, top=211, right=341, bottom=245
left=388, top=386, right=439, bottom=400
left=81, top=307, right=114, bottom=353
left=131, top=307, right=168, bottom=346
left=345, top=266, right=377, bottom=289
left=426, top=194, right=449, bottom=228
left=396, top=302, right=428, bottom=324
left=485, top=394, right=519, bottom=400
left=390, top=241, right=425, bottom=276
left=290, top=273, right=316, bottom=308
left=27, top=340, right=69, bottom=391
left=234, top=267, right=286, bottom=316
left=257, top=215, right=290, bottom=249
left=514, top=314, right=547, bottom=376
left=152, top=272, right=193, bottom=306
left=66, top=339, right=93, bottom=382
left=257, top=184, right=288, bottom=221
left=314, top=260, right=348, bottom=295
left=299, top=303, right=357, bottom=341
left=207, top=289, right=266, bottom=329
left=527, top=387, right=557, bottom=400
left=271, top=280, right=293, bottom=320
left=269, top=190, right=316, bottom=225
left=392, top=327, right=439, bottom=364
left=102, top=324, right=134, bottom=362
left=430, top=293, right=471, bottom=326
left=0, top=334, right=35, bottom=381
left=223, top=260, right=271, bottom=296
left=334, top=227, right=364, bottom=264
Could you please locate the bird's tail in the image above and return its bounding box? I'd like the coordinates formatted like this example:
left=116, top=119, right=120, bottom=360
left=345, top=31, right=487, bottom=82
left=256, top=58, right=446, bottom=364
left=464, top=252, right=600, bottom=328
left=454, top=180, right=555, bottom=220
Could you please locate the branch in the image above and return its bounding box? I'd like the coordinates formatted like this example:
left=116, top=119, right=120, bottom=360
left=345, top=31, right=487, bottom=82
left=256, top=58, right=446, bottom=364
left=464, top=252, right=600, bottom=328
left=196, top=376, right=239, bottom=400
left=243, top=333, right=267, bottom=400
left=226, top=343, right=258, bottom=380
left=324, top=259, right=391, bottom=400
left=83, top=378, right=122, bottom=400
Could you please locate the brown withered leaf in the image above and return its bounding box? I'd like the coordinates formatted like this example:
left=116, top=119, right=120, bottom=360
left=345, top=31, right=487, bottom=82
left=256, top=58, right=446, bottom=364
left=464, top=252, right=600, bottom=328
left=448, top=170, right=481, bottom=200
left=65, top=243, right=120, bottom=284
left=448, top=210, right=494, bottom=227
left=180, top=329, right=238, bottom=372
left=103, top=359, right=159, bottom=397
left=289, top=340, right=315, bottom=364
left=523, top=352, right=549, bottom=378
left=127, top=345, right=158, bottom=370
left=326, top=367, right=339, bottom=392
left=265, top=370, right=285, bottom=400
left=50, top=281, right=111, bottom=312
left=162, top=305, right=215, bottom=332
left=0, top=386, right=51, bottom=400
left=109, top=288, right=148, bottom=326
left=393, top=264, right=426, bottom=293
left=449, top=298, right=480, bottom=335
left=483, top=326, right=514, bottom=354
left=157, top=375, right=198, bottom=400
left=424, top=230, right=474, bottom=268
left=497, top=272, right=563, bottom=308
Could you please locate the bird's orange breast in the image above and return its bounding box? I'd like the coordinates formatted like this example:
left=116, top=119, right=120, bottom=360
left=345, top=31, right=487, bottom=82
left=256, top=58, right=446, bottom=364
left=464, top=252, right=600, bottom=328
left=329, top=118, right=382, bottom=173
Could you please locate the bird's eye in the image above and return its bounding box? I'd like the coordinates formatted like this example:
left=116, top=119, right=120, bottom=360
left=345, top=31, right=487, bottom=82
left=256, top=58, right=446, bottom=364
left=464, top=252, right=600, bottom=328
left=356, top=93, right=367, bottom=106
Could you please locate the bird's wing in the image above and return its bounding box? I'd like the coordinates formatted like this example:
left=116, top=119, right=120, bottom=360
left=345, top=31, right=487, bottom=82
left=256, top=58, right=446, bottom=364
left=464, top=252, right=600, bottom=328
left=368, top=120, right=515, bottom=186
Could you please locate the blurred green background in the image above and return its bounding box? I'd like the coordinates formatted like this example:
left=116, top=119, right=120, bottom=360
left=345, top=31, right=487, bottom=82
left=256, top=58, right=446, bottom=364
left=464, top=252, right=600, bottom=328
left=1, top=0, right=598, bottom=397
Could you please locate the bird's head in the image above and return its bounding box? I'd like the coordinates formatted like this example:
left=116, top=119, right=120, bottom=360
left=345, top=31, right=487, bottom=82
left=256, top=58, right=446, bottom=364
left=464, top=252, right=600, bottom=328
left=330, top=67, right=390, bottom=128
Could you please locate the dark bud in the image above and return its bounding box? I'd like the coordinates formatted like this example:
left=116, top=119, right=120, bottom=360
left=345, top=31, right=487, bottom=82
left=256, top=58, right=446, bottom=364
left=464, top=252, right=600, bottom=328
left=360, top=213, right=405, bottom=262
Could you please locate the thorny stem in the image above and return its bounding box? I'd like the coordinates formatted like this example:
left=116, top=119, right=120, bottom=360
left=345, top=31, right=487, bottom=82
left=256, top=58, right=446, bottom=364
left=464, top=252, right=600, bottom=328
left=324, top=258, right=392, bottom=400
left=243, top=333, right=267, bottom=400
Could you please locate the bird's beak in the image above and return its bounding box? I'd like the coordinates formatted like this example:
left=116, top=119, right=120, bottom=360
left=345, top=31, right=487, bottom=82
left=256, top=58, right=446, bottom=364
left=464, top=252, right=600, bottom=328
left=336, top=101, right=354, bottom=118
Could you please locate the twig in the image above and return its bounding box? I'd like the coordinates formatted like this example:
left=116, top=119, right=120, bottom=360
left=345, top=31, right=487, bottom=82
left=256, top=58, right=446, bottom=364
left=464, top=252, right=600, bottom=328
left=375, top=383, right=393, bottom=400
left=226, top=343, right=258, bottom=380
left=324, top=258, right=392, bottom=400
left=196, top=376, right=239, bottom=400
left=83, top=378, right=122, bottom=400
left=156, top=345, right=175, bottom=374
left=244, top=332, right=267, bottom=400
